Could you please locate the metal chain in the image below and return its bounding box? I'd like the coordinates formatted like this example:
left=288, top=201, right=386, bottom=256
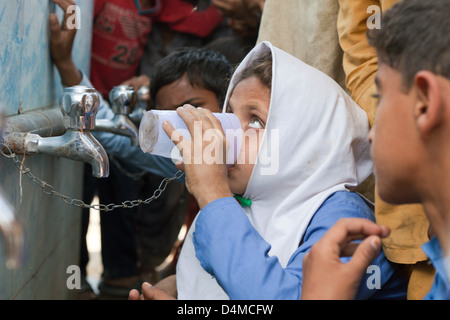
left=0, top=143, right=184, bottom=212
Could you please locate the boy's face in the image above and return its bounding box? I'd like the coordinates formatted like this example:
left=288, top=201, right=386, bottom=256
left=369, top=63, right=422, bottom=204
left=155, top=73, right=222, bottom=113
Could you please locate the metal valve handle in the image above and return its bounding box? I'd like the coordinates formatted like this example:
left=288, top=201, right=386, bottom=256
left=109, top=85, right=138, bottom=115
left=60, top=86, right=101, bottom=131
left=137, top=86, right=149, bottom=102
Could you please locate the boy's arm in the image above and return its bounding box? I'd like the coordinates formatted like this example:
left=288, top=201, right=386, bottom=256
left=49, top=0, right=82, bottom=87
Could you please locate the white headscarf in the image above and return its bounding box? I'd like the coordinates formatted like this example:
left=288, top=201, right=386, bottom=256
left=176, top=41, right=372, bottom=300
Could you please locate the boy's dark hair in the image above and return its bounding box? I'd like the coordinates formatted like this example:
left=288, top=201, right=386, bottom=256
left=181, top=0, right=199, bottom=6
left=150, top=47, right=233, bottom=108
left=205, top=36, right=255, bottom=67
left=367, top=0, right=450, bottom=90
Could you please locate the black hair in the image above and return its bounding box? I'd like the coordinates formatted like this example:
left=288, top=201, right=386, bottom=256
left=180, top=0, right=199, bottom=6
left=367, top=0, right=450, bottom=90
left=205, top=36, right=255, bottom=67
left=150, top=47, right=233, bottom=107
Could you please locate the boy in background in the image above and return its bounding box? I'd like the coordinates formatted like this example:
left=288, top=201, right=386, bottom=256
left=301, top=0, right=450, bottom=300
left=91, top=0, right=223, bottom=98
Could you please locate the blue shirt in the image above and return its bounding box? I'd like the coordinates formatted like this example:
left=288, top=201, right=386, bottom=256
left=79, top=73, right=182, bottom=181
left=423, top=237, right=450, bottom=300
left=193, top=191, right=407, bottom=300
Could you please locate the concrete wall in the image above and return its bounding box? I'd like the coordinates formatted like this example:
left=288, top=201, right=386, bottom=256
left=0, top=0, right=93, bottom=299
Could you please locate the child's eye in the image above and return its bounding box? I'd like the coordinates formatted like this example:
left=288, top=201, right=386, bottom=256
left=248, top=117, right=264, bottom=129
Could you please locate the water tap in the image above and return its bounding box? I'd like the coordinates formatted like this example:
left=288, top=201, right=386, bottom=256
left=3, top=86, right=109, bottom=178
left=95, top=85, right=139, bottom=146
left=129, top=86, right=149, bottom=125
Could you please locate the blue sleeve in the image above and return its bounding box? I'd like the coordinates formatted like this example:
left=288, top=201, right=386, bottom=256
left=194, top=197, right=302, bottom=300
left=193, top=191, right=407, bottom=300
left=78, top=73, right=183, bottom=181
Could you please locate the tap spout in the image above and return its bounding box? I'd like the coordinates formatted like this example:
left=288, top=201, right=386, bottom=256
left=39, top=130, right=109, bottom=178
left=94, top=85, right=139, bottom=146
left=129, top=86, right=149, bottom=125
left=3, top=130, right=109, bottom=178
left=59, top=86, right=109, bottom=177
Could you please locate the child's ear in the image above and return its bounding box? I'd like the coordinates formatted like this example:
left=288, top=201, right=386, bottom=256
left=414, top=71, right=442, bottom=139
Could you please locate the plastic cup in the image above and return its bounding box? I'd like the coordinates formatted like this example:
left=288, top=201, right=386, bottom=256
left=139, top=110, right=242, bottom=165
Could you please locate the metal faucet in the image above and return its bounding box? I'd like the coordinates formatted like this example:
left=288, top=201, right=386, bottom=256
left=95, top=85, right=139, bottom=146
left=0, top=111, right=24, bottom=269
left=129, top=86, right=149, bottom=125
left=2, top=86, right=109, bottom=178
